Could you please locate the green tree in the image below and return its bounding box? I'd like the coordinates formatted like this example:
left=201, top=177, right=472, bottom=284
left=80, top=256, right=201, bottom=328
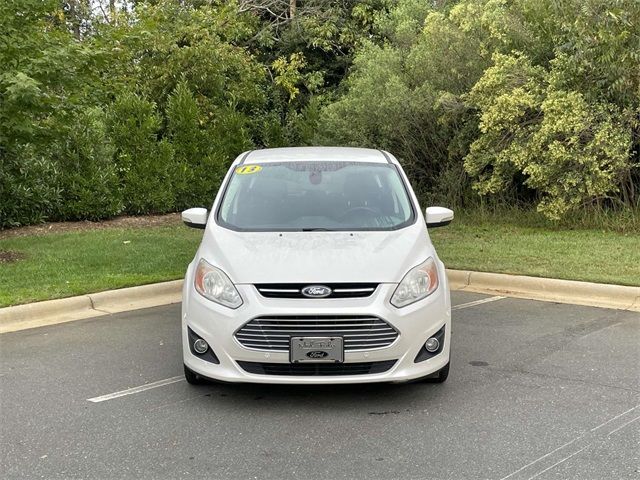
left=0, top=0, right=106, bottom=226
left=167, top=81, right=233, bottom=209
left=465, top=54, right=632, bottom=219
left=55, top=107, right=123, bottom=220
left=319, top=0, right=639, bottom=218
left=108, top=92, right=175, bottom=214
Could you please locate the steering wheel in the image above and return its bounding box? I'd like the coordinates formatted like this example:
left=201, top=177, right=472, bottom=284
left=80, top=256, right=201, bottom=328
left=338, top=206, right=379, bottom=221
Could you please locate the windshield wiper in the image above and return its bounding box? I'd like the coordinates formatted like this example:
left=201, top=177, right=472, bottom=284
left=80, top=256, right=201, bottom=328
left=301, top=228, right=336, bottom=232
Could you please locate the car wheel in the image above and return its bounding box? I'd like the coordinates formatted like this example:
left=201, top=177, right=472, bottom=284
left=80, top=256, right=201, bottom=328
left=415, top=361, right=450, bottom=384
left=184, top=364, right=206, bottom=385
left=431, top=361, right=449, bottom=383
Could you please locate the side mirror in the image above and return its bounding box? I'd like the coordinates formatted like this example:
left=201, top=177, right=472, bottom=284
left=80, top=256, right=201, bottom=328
left=182, top=208, right=208, bottom=229
left=425, top=206, right=454, bottom=228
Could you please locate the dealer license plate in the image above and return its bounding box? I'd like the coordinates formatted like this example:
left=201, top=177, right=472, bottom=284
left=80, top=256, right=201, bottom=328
left=290, top=337, right=344, bottom=363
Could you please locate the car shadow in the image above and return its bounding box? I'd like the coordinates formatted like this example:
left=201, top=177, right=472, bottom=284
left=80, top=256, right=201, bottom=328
left=193, top=379, right=451, bottom=412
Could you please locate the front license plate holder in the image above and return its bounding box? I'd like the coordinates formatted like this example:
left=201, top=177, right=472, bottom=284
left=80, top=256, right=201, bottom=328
left=290, top=337, right=344, bottom=363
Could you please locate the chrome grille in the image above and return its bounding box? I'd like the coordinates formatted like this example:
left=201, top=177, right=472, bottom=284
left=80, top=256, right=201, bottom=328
left=254, top=283, right=378, bottom=299
left=234, top=315, right=399, bottom=352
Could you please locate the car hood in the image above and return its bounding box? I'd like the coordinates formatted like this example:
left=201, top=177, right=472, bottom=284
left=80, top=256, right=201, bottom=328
left=198, top=223, right=432, bottom=284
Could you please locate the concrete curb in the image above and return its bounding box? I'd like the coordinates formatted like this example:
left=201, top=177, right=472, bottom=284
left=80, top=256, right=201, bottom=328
left=449, top=270, right=640, bottom=312
left=90, top=280, right=183, bottom=314
left=1, top=272, right=638, bottom=334
left=0, top=280, right=183, bottom=334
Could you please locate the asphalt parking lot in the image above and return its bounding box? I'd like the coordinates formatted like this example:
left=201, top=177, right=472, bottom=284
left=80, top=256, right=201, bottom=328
left=1, top=291, right=638, bottom=479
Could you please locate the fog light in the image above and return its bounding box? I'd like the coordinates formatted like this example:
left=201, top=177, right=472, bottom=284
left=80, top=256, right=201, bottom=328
left=193, top=338, right=208, bottom=354
left=425, top=337, right=440, bottom=353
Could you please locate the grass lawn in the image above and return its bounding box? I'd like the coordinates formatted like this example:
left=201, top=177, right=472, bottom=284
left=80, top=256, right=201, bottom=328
left=1, top=216, right=638, bottom=307
left=430, top=217, right=640, bottom=287
left=0, top=225, right=202, bottom=307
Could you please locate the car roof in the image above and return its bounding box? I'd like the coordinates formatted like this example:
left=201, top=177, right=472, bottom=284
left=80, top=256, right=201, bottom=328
left=239, top=147, right=393, bottom=165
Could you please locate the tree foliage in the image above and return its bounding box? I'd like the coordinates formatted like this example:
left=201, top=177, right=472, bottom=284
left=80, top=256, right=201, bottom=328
left=319, top=0, right=639, bottom=217
left=0, top=0, right=638, bottom=227
left=465, top=53, right=632, bottom=219
left=1, top=0, right=105, bottom=226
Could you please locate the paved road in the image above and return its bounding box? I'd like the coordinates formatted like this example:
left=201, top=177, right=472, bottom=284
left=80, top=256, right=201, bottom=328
left=1, top=292, right=638, bottom=479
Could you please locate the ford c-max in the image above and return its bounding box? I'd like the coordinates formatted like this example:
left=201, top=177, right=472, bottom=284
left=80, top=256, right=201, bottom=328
left=181, top=147, right=454, bottom=384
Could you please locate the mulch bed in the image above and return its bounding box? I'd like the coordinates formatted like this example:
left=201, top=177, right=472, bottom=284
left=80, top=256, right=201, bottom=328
left=0, top=250, right=26, bottom=263
left=0, top=213, right=182, bottom=240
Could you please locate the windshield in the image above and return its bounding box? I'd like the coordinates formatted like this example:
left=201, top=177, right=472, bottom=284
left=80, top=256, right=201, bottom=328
left=217, top=161, right=415, bottom=231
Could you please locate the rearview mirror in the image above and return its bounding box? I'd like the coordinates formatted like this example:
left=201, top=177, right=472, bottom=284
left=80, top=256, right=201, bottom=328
left=182, top=208, right=208, bottom=229
left=425, top=207, right=454, bottom=228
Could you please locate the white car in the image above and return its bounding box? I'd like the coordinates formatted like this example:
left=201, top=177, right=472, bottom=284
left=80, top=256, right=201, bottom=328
left=181, top=147, right=454, bottom=385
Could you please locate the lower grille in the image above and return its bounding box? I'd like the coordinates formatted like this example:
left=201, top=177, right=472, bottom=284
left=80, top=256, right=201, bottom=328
left=237, top=360, right=397, bottom=376
left=234, top=315, right=399, bottom=352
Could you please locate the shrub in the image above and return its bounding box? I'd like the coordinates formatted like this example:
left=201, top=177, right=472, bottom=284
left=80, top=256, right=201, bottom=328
left=465, top=53, right=633, bottom=220
left=108, top=92, right=175, bottom=214
left=0, top=146, right=60, bottom=228
left=166, top=82, right=228, bottom=209
left=54, top=107, right=123, bottom=220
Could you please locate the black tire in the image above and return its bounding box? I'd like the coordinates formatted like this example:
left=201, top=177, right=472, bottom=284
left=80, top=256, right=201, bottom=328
left=184, top=364, right=206, bottom=385
left=415, top=361, right=450, bottom=384
left=431, top=361, right=449, bottom=383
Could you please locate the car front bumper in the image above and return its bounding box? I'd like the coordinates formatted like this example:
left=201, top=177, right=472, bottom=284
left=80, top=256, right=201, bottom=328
left=182, top=273, right=451, bottom=384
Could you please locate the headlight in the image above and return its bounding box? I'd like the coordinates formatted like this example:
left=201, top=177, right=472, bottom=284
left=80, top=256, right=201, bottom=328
left=390, top=257, right=439, bottom=308
left=194, top=258, right=243, bottom=309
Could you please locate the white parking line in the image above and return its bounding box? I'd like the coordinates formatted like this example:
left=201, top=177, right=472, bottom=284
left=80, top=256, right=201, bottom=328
left=498, top=437, right=580, bottom=480
left=590, top=404, right=639, bottom=432
left=87, top=376, right=184, bottom=403
left=607, top=415, right=640, bottom=437
left=452, top=296, right=505, bottom=310
left=526, top=445, right=588, bottom=480
left=498, top=404, right=640, bottom=480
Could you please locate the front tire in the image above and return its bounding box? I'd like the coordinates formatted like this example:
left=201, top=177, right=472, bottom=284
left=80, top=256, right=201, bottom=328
left=415, top=361, right=450, bottom=383
left=184, top=364, right=206, bottom=385
left=430, top=361, right=449, bottom=383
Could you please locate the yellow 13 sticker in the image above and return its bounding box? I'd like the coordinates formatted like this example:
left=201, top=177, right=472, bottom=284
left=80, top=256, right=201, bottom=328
left=235, top=165, right=262, bottom=175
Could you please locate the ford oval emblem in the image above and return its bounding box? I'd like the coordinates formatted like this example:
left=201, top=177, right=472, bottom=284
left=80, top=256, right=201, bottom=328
left=301, top=285, right=332, bottom=298
left=306, top=351, right=329, bottom=359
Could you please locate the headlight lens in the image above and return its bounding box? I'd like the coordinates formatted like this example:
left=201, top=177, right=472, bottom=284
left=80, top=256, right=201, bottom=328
left=390, top=257, right=439, bottom=308
left=194, top=258, right=243, bottom=309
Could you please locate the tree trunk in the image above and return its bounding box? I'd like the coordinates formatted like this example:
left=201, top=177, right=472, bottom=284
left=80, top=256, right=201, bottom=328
left=69, top=1, right=81, bottom=39
left=289, top=0, right=296, bottom=19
